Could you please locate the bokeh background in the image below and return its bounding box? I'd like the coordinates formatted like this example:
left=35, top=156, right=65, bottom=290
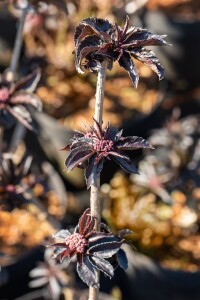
left=0, top=0, right=200, bottom=299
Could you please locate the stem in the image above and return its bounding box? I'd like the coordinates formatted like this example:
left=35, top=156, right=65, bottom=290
left=89, top=60, right=108, bottom=300
left=93, top=60, right=108, bottom=125
left=9, top=6, right=28, bottom=152
left=10, top=7, right=28, bottom=75
left=0, top=127, right=4, bottom=157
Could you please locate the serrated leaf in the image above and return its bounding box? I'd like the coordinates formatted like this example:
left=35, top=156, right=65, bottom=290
left=77, top=255, right=99, bottom=288
left=65, top=147, right=94, bottom=172
left=112, top=156, right=139, bottom=174
left=85, top=156, right=104, bottom=189
left=118, top=52, right=139, bottom=88
left=90, top=256, right=114, bottom=278
left=71, top=139, right=93, bottom=150
left=124, top=28, right=168, bottom=48
left=75, top=35, right=102, bottom=73
left=74, top=23, right=96, bottom=46
left=81, top=18, right=113, bottom=38
left=131, top=48, right=165, bottom=80
left=89, top=241, right=121, bottom=258
left=115, top=136, right=153, bottom=150
left=89, top=233, right=115, bottom=245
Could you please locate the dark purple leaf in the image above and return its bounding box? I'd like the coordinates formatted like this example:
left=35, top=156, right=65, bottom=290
left=112, top=156, right=139, bottom=174
left=75, top=35, right=102, bottom=73
left=89, top=233, right=116, bottom=245
left=89, top=241, right=122, bottom=258
left=88, top=232, right=113, bottom=243
left=85, top=156, right=104, bottom=189
left=117, top=248, right=128, bottom=270
left=105, top=126, right=118, bottom=141
left=78, top=208, right=90, bottom=229
left=81, top=18, right=113, bottom=38
left=115, top=129, right=123, bottom=141
left=118, top=52, right=139, bottom=88
left=77, top=255, right=99, bottom=288
left=93, top=118, right=103, bottom=138
left=65, top=147, right=94, bottom=172
left=74, top=23, right=96, bottom=46
left=60, top=249, right=71, bottom=263
left=124, top=28, right=168, bottom=48
left=78, top=208, right=95, bottom=238
left=115, top=136, right=153, bottom=150
left=90, top=256, right=114, bottom=278
left=14, top=69, right=41, bottom=93
left=7, top=106, right=35, bottom=131
left=71, top=140, right=93, bottom=150
left=131, top=48, right=164, bottom=80
left=10, top=93, right=42, bottom=111
left=96, top=44, right=118, bottom=61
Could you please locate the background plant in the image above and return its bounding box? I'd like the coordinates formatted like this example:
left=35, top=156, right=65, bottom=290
left=1, top=1, right=200, bottom=300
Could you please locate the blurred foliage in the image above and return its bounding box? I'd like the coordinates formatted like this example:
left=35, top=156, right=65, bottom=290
left=20, top=0, right=160, bottom=129
left=0, top=0, right=200, bottom=293
left=102, top=113, right=200, bottom=271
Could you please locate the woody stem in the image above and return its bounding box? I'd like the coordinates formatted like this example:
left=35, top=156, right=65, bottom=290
left=89, top=59, right=108, bottom=300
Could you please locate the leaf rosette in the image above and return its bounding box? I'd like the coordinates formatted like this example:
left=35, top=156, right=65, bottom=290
left=50, top=208, right=131, bottom=288
left=74, top=16, right=170, bottom=87
left=63, top=119, right=153, bottom=189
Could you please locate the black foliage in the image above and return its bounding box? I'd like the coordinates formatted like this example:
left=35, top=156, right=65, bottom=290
left=50, top=208, right=130, bottom=287
left=74, top=16, right=169, bottom=86
left=64, top=119, right=153, bottom=189
left=0, top=69, right=41, bottom=131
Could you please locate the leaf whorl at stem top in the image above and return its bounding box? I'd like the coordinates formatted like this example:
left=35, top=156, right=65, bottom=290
left=74, top=15, right=170, bottom=87
left=63, top=119, right=154, bottom=189
left=50, top=208, right=132, bottom=288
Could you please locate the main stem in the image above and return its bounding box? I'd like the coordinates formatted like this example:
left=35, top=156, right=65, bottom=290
left=89, top=60, right=108, bottom=300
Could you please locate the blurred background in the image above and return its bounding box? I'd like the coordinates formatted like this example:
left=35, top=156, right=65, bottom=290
left=0, top=0, right=200, bottom=299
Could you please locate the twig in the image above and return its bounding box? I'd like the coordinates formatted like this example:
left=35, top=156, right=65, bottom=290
left=89, top=60, right=108, bottom=300
left=9, top=6, right=29, bottom=152
left=10, top=7, right=28, bottom=75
